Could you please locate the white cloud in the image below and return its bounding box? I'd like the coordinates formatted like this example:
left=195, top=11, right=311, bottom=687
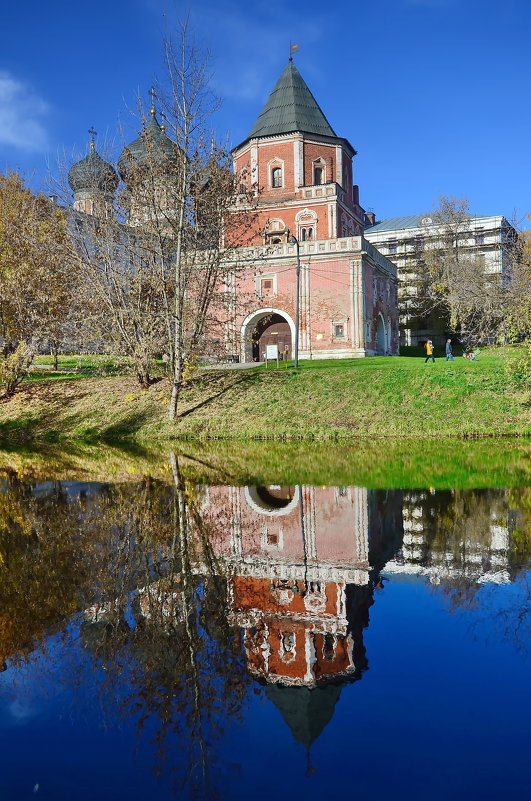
left=0, top=71, right=50, bottom=151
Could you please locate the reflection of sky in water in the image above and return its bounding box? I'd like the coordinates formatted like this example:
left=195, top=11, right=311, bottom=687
left=0, top=481, right=528, bottom=800
left=1, top=574, right=528, bottom=800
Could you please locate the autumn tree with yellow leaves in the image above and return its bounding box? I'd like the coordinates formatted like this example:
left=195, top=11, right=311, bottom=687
left=0, top=172, right=77, bottom=393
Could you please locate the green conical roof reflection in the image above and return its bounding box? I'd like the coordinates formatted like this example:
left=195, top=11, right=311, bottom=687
left=266, top=683, right=342, bottom=748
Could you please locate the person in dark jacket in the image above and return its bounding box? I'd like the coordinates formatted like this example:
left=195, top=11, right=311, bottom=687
left=445, top=339, right=454, bottom=361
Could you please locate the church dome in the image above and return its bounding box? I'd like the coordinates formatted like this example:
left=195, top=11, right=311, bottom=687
left=68, top=144, right=119, bottom=194
left=118, top=113, right=178, bottom=180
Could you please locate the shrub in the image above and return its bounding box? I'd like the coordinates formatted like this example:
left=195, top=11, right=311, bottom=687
left=0, top=342, right=34, bottom=396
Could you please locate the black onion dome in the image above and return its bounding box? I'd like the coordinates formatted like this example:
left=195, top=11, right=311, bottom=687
left=118, top=114, right=178, bottom=180
left=68, top=146, right=119, bottom=193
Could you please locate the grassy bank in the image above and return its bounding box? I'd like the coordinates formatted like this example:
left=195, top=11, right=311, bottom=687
left=0, top=439, right=528, bottom=488
left=0, top=349, right=528, bottom=442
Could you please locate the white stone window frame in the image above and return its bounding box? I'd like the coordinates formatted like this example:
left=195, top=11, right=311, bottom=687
left=334, top=486, right=352, bottom=503
left=295, top=208, right=318, bottom=241
left=267, top=217, right=286, bottom=232
left=268, top=158, right=284, bottom=189
left=256, top=272, right=278, bottom=298
left=279, top=630, right=297, bottom=663
left=312, top=157, right=326, bottom=185
left=331, top=319, right=348, bottom=341
left=322, top=632, right=337, bottom=661
left=264, top=217, right=287, bottom=245
left=261, top=524, right=284, bottom=551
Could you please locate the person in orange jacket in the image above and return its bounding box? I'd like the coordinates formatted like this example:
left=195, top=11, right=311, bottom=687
left=424, top=339, right=435, bottom=363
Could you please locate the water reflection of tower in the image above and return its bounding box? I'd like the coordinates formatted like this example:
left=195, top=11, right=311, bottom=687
left=206, top=484, right=403, bottom=746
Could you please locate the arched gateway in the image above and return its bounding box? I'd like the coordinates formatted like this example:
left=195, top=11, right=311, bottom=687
left=376, top=313, right=387, bottom=355
left=240, top=308, right=296, bottom=362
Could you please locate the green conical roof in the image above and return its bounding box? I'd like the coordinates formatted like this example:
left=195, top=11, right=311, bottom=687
left=245, top=61, right=337, bottom=142
left=266, top=683, right=342, bottom=748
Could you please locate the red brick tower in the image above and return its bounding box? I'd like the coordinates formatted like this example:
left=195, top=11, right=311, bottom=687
left=232, top=59, right=365, bottom=244
left=226, top=59, right=399, bottom=361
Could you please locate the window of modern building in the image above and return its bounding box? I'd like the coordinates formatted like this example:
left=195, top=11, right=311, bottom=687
left=272, top=167, right=282, bottom=187
left=475, top=228, right=485, bottom=246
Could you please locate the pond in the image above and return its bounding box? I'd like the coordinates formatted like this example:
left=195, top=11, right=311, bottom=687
left=0, top=448, right=529, bottom=800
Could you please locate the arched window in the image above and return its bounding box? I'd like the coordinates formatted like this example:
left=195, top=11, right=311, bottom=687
left=313, top=158, right=326, bottom=185
left=296, top=209, right=318, bottom=241
left=272, top=167, right=282, bottom=188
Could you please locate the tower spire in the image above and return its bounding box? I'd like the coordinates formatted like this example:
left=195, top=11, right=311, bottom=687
left=149, top=86, right=156, bottom=117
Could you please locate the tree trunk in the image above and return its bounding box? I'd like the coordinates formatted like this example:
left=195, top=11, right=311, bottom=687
left=136, top=367, right=151, bottom=389
left=51, top=339, right=59, bottom=371
left=168, top=376, right=181, bottom=421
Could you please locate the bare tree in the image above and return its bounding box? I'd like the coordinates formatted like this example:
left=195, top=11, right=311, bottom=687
left=146, top=20, right=256, bottom=419
left=416, top=195, right=506, bottom=344
left=62, top=20, right=257, bottom=405
left=68, top=210, right=168, bottom=388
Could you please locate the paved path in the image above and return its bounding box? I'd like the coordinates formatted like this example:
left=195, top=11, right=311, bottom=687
left=202, top=361, right=263, bottom=370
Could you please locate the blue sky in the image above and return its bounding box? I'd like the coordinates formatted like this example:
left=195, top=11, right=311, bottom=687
left=1, top=0, right=530, bottom=225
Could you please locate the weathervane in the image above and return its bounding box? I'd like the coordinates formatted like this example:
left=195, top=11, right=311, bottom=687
left=289, top=42, right=299, bottom=61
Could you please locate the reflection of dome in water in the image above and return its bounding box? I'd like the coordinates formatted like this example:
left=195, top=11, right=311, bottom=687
left=245, top=485, right=299, bottom=516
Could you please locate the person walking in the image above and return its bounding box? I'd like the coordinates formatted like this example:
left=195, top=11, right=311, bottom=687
left=445, top=339, right=454, bottom=361
left=424, top=339, right=435, bottom=363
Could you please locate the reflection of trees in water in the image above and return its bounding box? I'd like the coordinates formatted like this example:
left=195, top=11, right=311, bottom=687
left=0, top=476, right=112, bottom=668
left=0, top=474, right=182, bottom=665
left=0, top=468, right=248, bottom=796
left=79, top=456, right=249, bottom=799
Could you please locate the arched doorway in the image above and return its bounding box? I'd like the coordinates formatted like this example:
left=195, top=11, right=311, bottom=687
left=241, top=309, right=295, bottom=362
left=244, top=485, right=300, bottom=517
left=376, top=313, right=387, bottom=355
left=252, top=314, right=292, bottom=361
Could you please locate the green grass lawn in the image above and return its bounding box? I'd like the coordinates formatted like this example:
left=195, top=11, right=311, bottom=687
left=1, top=347, right=527, bottom=443
left=169, top=346, right=528, bottom=439
left=33, top=354, right=123, bottom=370
left=262, top=348, right=502, bottom=372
